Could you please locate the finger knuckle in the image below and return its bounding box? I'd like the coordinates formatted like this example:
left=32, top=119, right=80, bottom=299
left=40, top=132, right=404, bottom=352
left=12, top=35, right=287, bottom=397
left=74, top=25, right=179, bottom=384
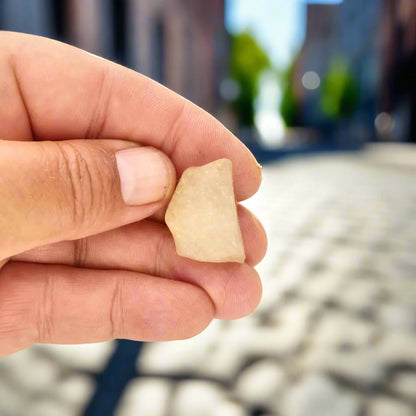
left=109, top=278, right=125, bottom=339
left=85, top=66, right=115, bottom=140
left=55, top=142, right=117, bottom=231
left=36, top=273, right=55, bottom=343
left=0, top=265, right=37, bottom=354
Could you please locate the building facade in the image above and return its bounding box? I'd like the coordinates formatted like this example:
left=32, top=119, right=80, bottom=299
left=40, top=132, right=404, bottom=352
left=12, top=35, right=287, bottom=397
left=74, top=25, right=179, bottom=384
left=381, top=0, right=416, bottom=142
left=291, top=0, right=384, bottom=143
left=0, top=0, right=228, bottom=115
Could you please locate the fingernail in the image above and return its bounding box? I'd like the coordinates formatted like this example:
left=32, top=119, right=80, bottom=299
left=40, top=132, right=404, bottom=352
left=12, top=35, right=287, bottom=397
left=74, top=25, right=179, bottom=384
left=115, top=147, right=172, bottom=206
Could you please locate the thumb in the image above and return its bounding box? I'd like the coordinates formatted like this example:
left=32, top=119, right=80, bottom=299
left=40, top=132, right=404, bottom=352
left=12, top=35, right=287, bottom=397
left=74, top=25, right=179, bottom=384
left=0, top=139, right=176, bottom=259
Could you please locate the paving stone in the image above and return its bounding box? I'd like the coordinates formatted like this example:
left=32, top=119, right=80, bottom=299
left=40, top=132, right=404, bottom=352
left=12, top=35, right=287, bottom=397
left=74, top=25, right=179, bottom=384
left=256, top=273, right=292, bottom=313
left=0, top=347, right=37, bottom=373
left=273, top=217, right=306, bottom=239
left=234, top=359, right=285, bottom=406
left=391, top=371, right=416, bottom=400
left=324, top=246, right=368, bottom=272
left=401, top=224, right=416, bottom=247
left=33, top=341, right=116, bottom=373
left=115, top=377, right=172, bottom=416
left=193, top=318, right=305, bottom=383
left=336, top=278, right=383, bottom=313
left=297, top=271, right=346, bottom=303
left=171, top=380, right=226, bottom=416
left=254, top=238, right=292, bottom=277
left=300, top=348, right=384, bottom=388
left=391, top=249, right=416, bottom=276
left=2, top=150, right=416, bottom=414
left=213, top=401, right=249, bottom=416
left=268, top=298, right=317, bottom=327
left=311, top=311, right=376, bottom=349
left=6, top=349, right=59, bottom=394
left=378, top=276, right=416, bottom=304
left=379, top=303, right=416, bottom=333
left=195, top=321, right=259, bottom=380
left=197, top=326, right=252, bottom=382
left=53, top=374, right=95, bottom=411
left=278, top=373, right=361, bottom=416
left=378, top=332, right=416, bottom=367
left=245, top=324, right=306, bottom=358
left=351, top=225, right=389, bottom=247
left=0, top=377, right=27, bottom=415
left=291, top=237, right=329, bottom=264
left=367, top=396, right=415, bottom=416
left=23, top=398, right=74, bottom=416
left=267, top=258, right=310, bottom=293
left=302, top=332, right=416, bottom=388
left=138, top=320, right=222, bottom=375
left=311, top=215, right=353, bottom=241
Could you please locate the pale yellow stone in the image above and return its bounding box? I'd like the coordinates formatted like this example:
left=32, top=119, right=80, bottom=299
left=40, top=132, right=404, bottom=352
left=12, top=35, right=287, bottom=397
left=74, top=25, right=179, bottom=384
left=165, top=159, right=245, bottom=263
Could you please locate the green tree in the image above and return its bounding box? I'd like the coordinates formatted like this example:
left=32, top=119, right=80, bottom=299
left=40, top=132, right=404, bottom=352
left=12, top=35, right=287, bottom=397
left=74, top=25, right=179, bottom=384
left=321, top=57, right=360, bottom=120
left=230, top=31, right=271, bottom=126
left=279, top=60, right=302, bottom=127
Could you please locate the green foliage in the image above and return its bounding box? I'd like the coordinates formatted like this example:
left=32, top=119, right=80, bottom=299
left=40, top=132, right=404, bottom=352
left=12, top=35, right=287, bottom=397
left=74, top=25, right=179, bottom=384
left=230, top=31, right=271, bottom=126
left=279, top=55, right=360, bottom=127
left=280, top=60, right=302, bottom=127
left=321, top=58, right=360, bottom=120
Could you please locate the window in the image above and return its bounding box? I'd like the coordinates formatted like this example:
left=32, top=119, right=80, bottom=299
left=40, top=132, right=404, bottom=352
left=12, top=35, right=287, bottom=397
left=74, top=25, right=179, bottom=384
left=111, top=0, right=128, bottom=65
left=51, top=0, right=67, bottom=41
left=151, top=17, right=165, bottom=83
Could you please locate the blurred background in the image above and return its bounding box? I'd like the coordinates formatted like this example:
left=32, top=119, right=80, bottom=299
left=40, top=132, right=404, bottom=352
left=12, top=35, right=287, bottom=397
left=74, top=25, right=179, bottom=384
left=0, top=0, right=416, bottom=415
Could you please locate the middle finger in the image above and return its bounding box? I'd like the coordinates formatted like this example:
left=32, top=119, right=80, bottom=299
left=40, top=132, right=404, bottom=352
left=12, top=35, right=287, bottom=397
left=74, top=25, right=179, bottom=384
left=13, top=206, right=266, bottom=319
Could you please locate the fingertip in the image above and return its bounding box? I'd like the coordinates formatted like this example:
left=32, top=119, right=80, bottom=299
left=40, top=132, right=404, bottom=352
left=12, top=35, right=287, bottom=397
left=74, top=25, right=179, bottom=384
left=115, top=146, right=176, bottom=206
left=215, top=264, right=262, bottom=320
left=231, top=140, right=263, bottom=201
left=133, top=280, right=215, bottom=341
left=237, top=204, right=268, bottom=267
left=156, top=147, right=177, bottom=202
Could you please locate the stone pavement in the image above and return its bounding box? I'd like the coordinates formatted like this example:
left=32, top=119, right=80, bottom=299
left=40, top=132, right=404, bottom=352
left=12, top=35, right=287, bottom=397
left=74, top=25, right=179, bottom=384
left=0, top=144, right=415, bottom=416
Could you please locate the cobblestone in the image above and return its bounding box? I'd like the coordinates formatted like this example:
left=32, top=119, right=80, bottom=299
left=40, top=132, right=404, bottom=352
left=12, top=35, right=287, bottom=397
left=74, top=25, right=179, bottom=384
left=2, top=348, right=59, bottom=395
left=234, top=359, right=285, bottom=406
left=299, top=347, right=385, bottom=388
left=367, top=396, right=415, bottom=416
left=138, top=320, right=222, bottom=376
left=278, top=373, right=362, bottom=416
left=268, top=298, right=317, bottom=327
left=53, top=374, right=95, bottom=412
left=0, top=377, right=27, bottom=415
left=297, top=270, right=346, bottom=303
left=378, top=332, right=416, bottom=367
left=379, top=303, right=416, bottom=333
left=25, top=399, right=75, bottom=416
left=323, top=245, right=368, bottom=272
left=116, top=378, right=172, bottom=416
left=171, top=380, right=226, bottom=416
left=336, top=278, right=384, bottom=313
left=1, top=146, right=416, bottom=415
left=33, top=341, right=115, bottom=372
left=311, top=310, right=376, bottom=349
left=213, top=400, right=249, bottom=416
left=391, top=371, right=416, bottom=401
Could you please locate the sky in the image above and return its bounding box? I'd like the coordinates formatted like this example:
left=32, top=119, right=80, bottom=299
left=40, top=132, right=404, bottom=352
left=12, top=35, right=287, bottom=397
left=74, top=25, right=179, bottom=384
left=225, top=0, right=343, bottom=144
left=225, top=0, right=343, bottom=69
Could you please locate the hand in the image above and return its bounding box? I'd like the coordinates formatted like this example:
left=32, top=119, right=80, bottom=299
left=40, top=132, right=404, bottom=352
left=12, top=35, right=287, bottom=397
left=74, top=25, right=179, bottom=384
left=0, top=32, right=267, bottom=355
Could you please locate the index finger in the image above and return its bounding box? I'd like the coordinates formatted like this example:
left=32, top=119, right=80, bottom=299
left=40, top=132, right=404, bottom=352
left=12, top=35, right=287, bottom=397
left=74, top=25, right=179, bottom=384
left=4, top=32, right=261, bottom=201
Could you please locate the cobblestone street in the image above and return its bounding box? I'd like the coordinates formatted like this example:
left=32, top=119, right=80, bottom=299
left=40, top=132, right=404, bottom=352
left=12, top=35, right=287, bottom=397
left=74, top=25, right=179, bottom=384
left=0, top=145, right=415, bottom=416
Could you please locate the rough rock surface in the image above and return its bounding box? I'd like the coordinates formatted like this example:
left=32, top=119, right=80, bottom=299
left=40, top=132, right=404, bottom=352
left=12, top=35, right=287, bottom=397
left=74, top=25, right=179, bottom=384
left=165, top=159, right=245, bottom=263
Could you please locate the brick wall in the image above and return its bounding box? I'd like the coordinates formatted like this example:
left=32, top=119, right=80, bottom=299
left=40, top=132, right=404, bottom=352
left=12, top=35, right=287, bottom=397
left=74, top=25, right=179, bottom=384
left=0, top=0, right=228, bottom=114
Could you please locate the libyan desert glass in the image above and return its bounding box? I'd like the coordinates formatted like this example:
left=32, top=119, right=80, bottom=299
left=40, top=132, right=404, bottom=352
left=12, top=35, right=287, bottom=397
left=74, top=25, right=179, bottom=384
left=165, top=159, right=245, bottom=263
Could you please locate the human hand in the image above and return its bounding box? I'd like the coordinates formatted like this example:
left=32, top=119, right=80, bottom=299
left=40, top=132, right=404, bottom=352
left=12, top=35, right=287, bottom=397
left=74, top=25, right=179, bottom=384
left=0, top=32, right=267, bottom=355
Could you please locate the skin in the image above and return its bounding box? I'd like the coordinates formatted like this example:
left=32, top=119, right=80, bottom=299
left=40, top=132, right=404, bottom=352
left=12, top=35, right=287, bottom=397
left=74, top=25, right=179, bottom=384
left=0, top=32, right=267, bottom=356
